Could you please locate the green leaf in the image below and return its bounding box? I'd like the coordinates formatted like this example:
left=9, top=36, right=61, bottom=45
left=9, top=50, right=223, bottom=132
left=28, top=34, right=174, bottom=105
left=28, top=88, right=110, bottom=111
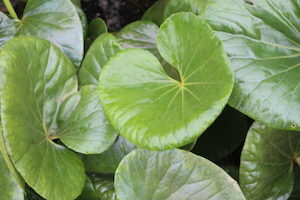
left=143, top=0, right=300, bottom=131
left=79, top=33, right=121, bottom=86
left=99, top=12, right=233, bottom=150
left=77, top=176, right=98, bottom=200
left=240, top=122, right=300, bottom=200
left=0, top=117, right=24, bottom=190
left=142, top=0, right=209, bottom=26
left=115, top=149, right=245, bottom=200
left=116, top=21, right=159, bottom=58
left=84, top=136, right=136, bottom=174
left=73, top=3, right=88, bottom=40
left=86, top=18, right=108, bottom=48
left=0, top=152, right=24, bottom=200
left=17, top=0, right=84, bottom=68
left=91, top=175, right=117, bottom=200
left=192, top=106, right=248, bottom=161
left=58, top=85, right=118, bottom=154
left=201, top=0, right=300, bottom=131
left=0, top=36, right=96, bottom=200
left=0, top=12, right=17, bottom=48
left=71, top=0, right=81, bottom=7
left=142, top=0, right=169, bottom=26
left=116, top=20, right=180, bottom=80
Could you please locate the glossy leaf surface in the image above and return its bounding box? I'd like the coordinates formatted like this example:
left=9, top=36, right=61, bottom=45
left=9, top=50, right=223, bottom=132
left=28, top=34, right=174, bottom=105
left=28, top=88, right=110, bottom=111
left=99, top=13, right=233, bottom=150
left=58, top=85, right=118, bottom=154
left=143, top=0, right=300, bottom=131
left=240, top=122, right=300, bottom=200
left=79, top=33, right=121, bottom=86
left=116, top=21, right=159, bottom=58
left=91, top=175, right=117, bottom=200
left=0, top=12, right=17, bottom=48
left=84, top=136, right=136, bottom=174
left=0, top=0, right=84, bottom=67
left=115, top=149, right=245, bottom=200
left=202, top=0, right=300, bottom=131
left=0, top=36, right=114, bottom=200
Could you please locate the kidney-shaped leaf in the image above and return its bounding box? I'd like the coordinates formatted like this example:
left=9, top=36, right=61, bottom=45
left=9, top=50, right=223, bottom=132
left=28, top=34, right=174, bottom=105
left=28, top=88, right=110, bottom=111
left=143, top=0, right=300, bottom=131
left=99, top=12, right=233, bottom=150
left=0, top=36, right=116, bottom=200
left=115, top=149, right=245, bottom=200
left=240, top=122, right=300, bottom=200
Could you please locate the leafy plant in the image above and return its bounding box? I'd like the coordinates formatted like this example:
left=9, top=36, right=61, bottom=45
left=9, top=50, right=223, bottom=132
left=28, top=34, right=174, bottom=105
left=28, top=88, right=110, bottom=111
left=0, top=0, right=299, bottom=200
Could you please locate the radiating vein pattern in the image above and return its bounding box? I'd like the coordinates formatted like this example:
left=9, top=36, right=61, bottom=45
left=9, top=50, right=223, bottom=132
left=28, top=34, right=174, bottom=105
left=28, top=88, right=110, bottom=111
left=99, top=13, right=233, bottom=150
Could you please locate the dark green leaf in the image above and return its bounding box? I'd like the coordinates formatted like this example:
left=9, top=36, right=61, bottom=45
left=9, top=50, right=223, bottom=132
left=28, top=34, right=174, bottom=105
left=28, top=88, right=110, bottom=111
left=86, top=18, right=108, bottom=48
left=289, top=165, right=300, bottom=200
left=240, top=122, right=300, bottom=200
left=142, top=0, right=208, bottom=26
left=79, top=33, right=121, bottom=86
left=84, top=136, right=136, bottom=174
left=142, top=0, right=169, bottom=26
left=77, top=176, right=98, bottom=200
left=115, top=149, right=245, bottom=200
left=91, top=175, right=117, bottom=200
left=193, top=106, right=248, bottom=161
left=99, top=13, right=233, bottom=150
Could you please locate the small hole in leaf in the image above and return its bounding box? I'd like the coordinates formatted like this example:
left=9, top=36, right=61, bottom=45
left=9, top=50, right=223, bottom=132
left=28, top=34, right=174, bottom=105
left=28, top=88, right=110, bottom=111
left=291, top=124, right=296, bottom=128
left=245, top=0, right=254, bottom=5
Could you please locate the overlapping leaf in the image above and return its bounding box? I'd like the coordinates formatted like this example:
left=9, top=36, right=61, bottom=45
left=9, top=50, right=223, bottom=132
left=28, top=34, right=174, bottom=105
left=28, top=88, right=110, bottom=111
left=79, top=33, right=121, bottom=86
left=143, top=0, right=300, bottom=131
left=99, top=12, right=233, bottom=150
left=0, top=0, right=83, bottom=67
left=0, top=12, right=17, bottom=47
left=84, top=136, right=136, bottom=174
left=240, top=122, right=300, bottom=200
left=193, top=106, right=248, bottom=161
left=115, top=149, right=245, bottom=200
left=0, top=152, right=24, bottom=200
left=0, top=36, right=117, bottom=200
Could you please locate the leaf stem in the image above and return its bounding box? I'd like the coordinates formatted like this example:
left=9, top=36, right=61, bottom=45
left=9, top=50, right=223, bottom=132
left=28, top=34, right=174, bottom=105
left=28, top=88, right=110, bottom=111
left=3, top=0, right=18, bottom=20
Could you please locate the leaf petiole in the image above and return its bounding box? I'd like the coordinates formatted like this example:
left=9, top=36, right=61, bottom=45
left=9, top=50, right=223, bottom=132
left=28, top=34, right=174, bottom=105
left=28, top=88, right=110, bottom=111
left=3, top=0, right=18, bottom=20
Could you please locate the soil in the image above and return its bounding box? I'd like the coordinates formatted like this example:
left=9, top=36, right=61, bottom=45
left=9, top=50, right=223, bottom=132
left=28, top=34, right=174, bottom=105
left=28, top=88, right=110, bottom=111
left=1, top=0, right=157, bottom=32
left=82, top=0, right=158, bottom=31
